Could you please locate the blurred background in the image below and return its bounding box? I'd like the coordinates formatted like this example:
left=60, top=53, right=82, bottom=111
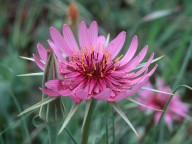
left=0, top=0, right=192, bottom=143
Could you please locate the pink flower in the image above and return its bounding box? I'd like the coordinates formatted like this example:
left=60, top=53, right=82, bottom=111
left=137, top=78, right=189, bottom=127
left=34, top=21, right=157, bottom=102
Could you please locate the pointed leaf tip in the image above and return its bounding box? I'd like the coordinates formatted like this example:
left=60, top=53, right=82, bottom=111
left=58, top=103, right=80, bottom=135
left=111, top=102, right=138, bottom=137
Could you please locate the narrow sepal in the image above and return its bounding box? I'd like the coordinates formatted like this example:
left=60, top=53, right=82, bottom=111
left=134, top=55, right=164, bottom=70
left=17, top=72, right=44, bottom=77
left=111, top=102, right=138, bottom=136
left=18, top=97, right=56, bottom=117
left=127, top=97, right=163, bottom=112
left=58, top=103, right=80, bottom=135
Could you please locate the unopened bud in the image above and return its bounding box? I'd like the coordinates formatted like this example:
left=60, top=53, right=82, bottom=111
left=39, top=49, right=64, bottom=123
left=67, top=1, right=79, bottom=26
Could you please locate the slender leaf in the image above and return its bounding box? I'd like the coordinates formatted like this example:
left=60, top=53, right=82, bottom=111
left=17, top=72, right=44, bottom=77
left=127, top=97, right=163, bottom=112
left=111, top=102, right=138, bottom=136
left=135, top=55, right=164, bottom=70
left=141, top=86, right=174, bottom=95
left=20, top=56, right=34, bottom=61
left=18, top=97, right=56, bottom=117
left=58, top=103, right=80, bottom=135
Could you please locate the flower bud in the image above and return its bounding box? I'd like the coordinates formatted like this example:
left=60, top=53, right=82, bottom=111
left=39, top=49, right=64, bottom=123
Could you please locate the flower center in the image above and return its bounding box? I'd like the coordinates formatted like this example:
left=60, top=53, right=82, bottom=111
left=69, top=46, right=123, bottom=79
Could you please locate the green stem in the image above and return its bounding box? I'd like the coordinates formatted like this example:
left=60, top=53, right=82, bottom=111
left=80, top=100, right=97, bottom=144
left=47, top=123, right=59, bottom=144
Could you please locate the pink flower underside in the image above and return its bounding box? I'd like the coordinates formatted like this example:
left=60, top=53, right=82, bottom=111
left=138, top=80, right=189, bottom=125
left=34, top=21, right=157, bottom=102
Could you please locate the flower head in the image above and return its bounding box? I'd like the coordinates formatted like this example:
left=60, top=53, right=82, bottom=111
left=34, top=21, right=157, bottom=102
left=137, top=78, right=189, bottom=126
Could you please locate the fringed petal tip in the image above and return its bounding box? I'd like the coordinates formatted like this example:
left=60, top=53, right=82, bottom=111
left=39, top=87, right=60, bottom=97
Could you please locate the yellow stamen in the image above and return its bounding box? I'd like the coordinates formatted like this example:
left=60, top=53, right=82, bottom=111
left=100, top=72, right=104, bottom=77
left=91, top=45, right=94, bottom=54
left=102, top=59, right=106, bottom=69
left=105, top=52, right=110, bottom=63
left=84, top=47, right=88, bottom=56
left=87, top=73, right=92, bottom=77
left=115, top=54, right=123, bottom=62
left=73, top=49, right=77, bottom=61
left=93, top=63, right=97, bottom=70
left=72, top=62, right=76, bottom=70
left=82, top=63, right=86, bottom=71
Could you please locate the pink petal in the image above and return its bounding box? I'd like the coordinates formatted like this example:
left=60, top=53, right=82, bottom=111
left=154, top=112, right=161, bottom=124
left=94, top=88, right=112, bottom=101
left=88, top=79, right=97, bottom=94
left=45, top=80, right=61, bottom=90
left=88, top=21, right=98, bottom=46
left=120, top=35, right=138, bottom=65
left=40, top=88, right=60, bottom=96
left=123, top=45, right=148, bottom=72
left=98, top=35, right=106, bottom=46
left=33, top=54, right=45, bottom=70
left=50, top=27, right=73, bottom=56
left=37, top=43, right=47, bottom=62
left=62, top=24, right=79, bottom=51
left=164, top=114, right=172, bottom=127
left=114, top=78, right=149, bottom=102
left=47, top=39, right=65, bottom=61
left=138, top=81, right=154, bottom=98
left=106, top=31, right=126, bottom=59
left=75, top=89, right=88, bottom=100
left=78, top=21, right=89, bottom=48
left=59, top=89, right=73, bottom=96
left=157, top=77, right=165, bottom=88
left=129, top=53, right=154, bottom=78
left=108, top=91, right=127, bottom=102
left=146, top=64, right=158, bottom=77
left=95, top=35, right=106, bottom=53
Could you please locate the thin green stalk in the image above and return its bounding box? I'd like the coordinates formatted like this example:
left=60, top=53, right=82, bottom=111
left=104, top=103, right=109, bottom=144
left=112, top=111, right=115, bottom=144
left=80, top=99, right=97, bottom=144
